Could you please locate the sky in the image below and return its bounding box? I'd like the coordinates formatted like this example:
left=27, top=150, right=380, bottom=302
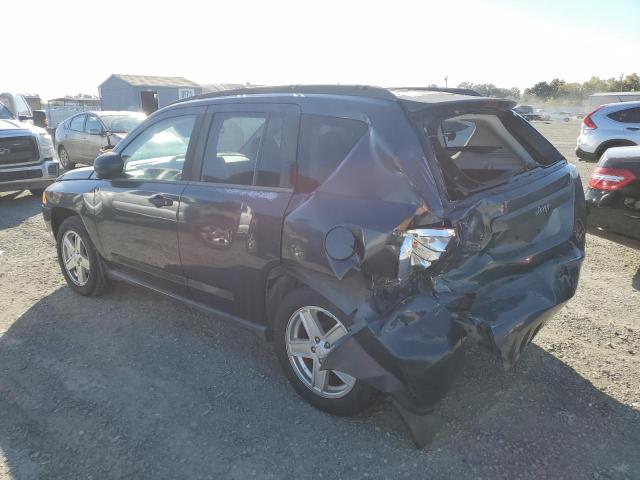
left=4, top=0, right=640, bottom=100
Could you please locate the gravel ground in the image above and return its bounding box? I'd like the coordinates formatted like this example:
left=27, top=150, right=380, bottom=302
left=0, top=121, right=639, bottom=480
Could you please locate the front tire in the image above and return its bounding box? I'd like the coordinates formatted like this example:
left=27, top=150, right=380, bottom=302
left=58, top=145, right=75, bottom=170
left=56, top=216, right=109, bottom=296
left=274, top=286, right=378, bottom=416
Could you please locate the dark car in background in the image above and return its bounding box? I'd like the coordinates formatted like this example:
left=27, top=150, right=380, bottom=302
left=55, top=111, right=145, bottom=169
left=586, top=146, right=640, bottom=245
left=42, top=85, right=585, bottom=445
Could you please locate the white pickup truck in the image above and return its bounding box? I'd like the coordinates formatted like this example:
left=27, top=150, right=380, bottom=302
left=0, top=93, right=59, bottom=195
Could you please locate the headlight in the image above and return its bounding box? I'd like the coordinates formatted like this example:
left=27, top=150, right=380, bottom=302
left=398, top=228, right=456, bottom=281
left=37, top=132, right=54, bottom=158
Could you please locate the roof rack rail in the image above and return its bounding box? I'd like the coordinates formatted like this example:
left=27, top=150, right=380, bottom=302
left=172, top=84, right=397, bottom=105
left=390, top=87, right=482, bottom=97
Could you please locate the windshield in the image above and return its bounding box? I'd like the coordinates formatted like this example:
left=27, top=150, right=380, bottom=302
left=100, top=114, right=145, bottom=133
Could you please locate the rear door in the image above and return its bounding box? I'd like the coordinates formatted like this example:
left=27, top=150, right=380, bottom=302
left=620, top=107, right=640, bottom=144
left=66, top=114, right=86, bottom=162
left=178, top=103, right=299, bottom=321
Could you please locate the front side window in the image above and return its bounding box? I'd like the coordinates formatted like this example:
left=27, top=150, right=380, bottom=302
left=0, top=94, right=14, bottom=119
left=84, top=115, right=102, bottom=134
left=121, top=115, right=196, bottom=181
left=296, top=114, right=367, bottom=192
left=69, top=115, right=86, bottom=131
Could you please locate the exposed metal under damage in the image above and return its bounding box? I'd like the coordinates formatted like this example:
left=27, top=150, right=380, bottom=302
left=276, top=96, right=586, bottom=446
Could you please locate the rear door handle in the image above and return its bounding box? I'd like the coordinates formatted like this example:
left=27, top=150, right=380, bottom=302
left=148, top=194, right=174, bottom=208
left=626, top=127, right=640, bottom=131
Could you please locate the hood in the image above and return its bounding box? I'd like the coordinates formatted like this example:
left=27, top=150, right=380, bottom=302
left=0, top=119, right=47, bottom=135
left=58, top=166, right=95, bottom=181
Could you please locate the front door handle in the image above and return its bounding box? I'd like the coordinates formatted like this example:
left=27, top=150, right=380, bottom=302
left=626, top=127, right=640, bottom=131
left=148, top=194, right=174, bottom=208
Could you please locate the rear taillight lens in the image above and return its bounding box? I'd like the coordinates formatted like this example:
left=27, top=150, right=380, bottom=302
left=398, top=227, right=456, bottom=280
left=588, top=167, right=636, bottom=190
left=583, top=106, right=603, bottom=130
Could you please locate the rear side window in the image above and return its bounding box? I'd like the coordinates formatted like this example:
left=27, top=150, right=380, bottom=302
left=202, top=114, right=267, bottom=186
left=608, top=107, right=640, bottom=123
left=201, top=112, right=297, bottom=188
left=296, top=114, right=367, bottom=192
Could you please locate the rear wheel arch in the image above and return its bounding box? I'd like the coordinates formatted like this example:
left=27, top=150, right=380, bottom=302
left=595, top=139, right=636, bottom=159
left=264, top=267, right=303, bottom=337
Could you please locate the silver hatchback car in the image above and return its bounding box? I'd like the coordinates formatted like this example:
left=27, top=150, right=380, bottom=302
left=576, top=101, right=640, bottom=160
left=55, top=111, right=145, bottom=169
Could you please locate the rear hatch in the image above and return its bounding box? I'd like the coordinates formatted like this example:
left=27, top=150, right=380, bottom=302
left=408, top=98, right=584, bottom=268
left=406, top=98, right=586, bottom=364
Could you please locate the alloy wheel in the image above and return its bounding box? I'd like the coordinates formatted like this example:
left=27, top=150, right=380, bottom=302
left=59, top=147, right=71, bottom=169
left=286, top=306, right=356, bottom=398
left=61, top=230, right=90, bottom=286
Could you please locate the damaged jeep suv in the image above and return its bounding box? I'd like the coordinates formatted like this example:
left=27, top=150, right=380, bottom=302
left=43, top=86, right=585, bottom=428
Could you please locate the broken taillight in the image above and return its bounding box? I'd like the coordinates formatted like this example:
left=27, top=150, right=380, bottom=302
left=588, top=167, right=636, bottom=191
left=398, top=227, right=456, bottom=280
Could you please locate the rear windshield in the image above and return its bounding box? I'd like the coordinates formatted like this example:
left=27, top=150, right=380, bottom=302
left=417, top=108, right=563, bottom=200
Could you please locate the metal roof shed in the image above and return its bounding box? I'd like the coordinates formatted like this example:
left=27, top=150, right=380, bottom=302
left=99, top=74, right=203, bottom=114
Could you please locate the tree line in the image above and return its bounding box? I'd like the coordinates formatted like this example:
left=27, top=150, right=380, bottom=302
left=453, top=73, right=640, bottom=104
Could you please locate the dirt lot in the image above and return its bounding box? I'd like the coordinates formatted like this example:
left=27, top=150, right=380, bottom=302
left=1, top=121, right=639, bottom=480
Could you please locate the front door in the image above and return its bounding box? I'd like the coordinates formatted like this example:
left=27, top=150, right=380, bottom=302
left=94, top=108, right=204, bottom=295
left=178, top=103, right=299, bottom=321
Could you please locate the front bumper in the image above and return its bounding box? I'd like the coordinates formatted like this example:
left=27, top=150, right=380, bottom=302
left=323, top=243, right=584, bottom=411
left=0, top=159, right=59, bottom=193
left=575, top=147, right=597, bottom=161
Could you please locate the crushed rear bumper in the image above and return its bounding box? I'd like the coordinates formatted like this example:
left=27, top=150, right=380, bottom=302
left=322, top=243, right=584, bottom=412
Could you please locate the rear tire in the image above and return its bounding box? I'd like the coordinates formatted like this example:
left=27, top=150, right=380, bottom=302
left=56, top=216, right=109, bottom=296
left=58, top=145, right=75, bottom=170
left=274, top=286, right=378, bottom=416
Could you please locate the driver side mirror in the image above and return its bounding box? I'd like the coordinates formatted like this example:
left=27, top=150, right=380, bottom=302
left=94, top=151, right=124, bottom=179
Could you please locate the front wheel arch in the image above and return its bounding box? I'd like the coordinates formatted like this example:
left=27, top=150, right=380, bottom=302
left=51, top=207, right=78, bottom=238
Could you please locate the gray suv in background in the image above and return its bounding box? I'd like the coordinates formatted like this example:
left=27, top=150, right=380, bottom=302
left=576, top=101, right=640, bottom=160
left=55, top=111, right=145, bottom=169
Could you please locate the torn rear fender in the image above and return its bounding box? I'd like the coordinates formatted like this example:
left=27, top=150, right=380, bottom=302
left=279, top=102, right=585, bottom=411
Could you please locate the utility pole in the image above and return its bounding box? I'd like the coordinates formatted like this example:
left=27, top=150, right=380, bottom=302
left=445, top=76, right=448, bottom=88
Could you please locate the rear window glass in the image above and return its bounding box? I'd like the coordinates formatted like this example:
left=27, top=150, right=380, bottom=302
left=296, top=114, right=367, bottom=192
left=419, top=110, right=562, bottom=200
